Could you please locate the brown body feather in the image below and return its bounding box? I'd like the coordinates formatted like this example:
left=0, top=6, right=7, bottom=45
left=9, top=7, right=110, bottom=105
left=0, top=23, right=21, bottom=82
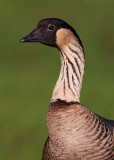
left=42, top=101, right=114, bottom=160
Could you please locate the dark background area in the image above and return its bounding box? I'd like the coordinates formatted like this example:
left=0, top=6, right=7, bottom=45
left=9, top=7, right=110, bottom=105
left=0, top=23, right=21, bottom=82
left=0, top=0, right=114, bottom=159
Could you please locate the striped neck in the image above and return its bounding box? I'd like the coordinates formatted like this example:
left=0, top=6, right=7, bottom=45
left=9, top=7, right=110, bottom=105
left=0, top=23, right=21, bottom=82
left=51, top=42, right=85, bottom=103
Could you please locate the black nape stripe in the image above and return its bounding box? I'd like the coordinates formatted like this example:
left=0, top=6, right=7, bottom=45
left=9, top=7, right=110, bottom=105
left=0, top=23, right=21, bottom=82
left=74, top=58, right=81, bottom=76
left=72, top=75, right=77, bottom=88
left=62, top=51, right=80, bottom=83
left=66, top=64, right=75, bottom=96
left=67, top=45, right=82, bottom=61
left=67, top=58, right=80, bottom=83
left=60, top=52, right=65, bottom=81
left=66, top=63, right=70, bottom=88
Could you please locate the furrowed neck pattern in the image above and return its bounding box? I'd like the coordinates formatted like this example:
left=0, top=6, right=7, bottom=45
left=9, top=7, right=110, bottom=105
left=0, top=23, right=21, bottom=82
left=51, top=42, right=85, bottom=103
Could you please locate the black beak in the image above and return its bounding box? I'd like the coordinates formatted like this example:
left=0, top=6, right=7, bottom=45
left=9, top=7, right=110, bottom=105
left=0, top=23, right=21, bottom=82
left=20, top=28, right=41, bottom=43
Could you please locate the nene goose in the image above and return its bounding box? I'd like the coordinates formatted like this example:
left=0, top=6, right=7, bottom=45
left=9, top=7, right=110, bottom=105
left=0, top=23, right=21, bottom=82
left=21, top=18, right=114, bottom=160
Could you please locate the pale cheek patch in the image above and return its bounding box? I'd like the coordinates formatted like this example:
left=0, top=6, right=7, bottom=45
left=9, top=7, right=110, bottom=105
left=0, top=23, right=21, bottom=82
left=56, top=29, right=75, bottom=50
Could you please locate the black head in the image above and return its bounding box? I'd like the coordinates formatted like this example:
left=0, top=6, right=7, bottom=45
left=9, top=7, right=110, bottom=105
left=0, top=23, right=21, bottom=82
left=20, top=18, right=83, bottom=49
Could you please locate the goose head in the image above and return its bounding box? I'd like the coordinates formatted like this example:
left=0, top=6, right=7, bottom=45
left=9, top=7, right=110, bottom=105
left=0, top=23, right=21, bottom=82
left=20, top=18, right=83, bottom=50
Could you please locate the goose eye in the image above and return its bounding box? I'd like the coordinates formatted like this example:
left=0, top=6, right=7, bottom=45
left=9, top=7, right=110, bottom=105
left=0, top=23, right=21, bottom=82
left=48, top=25, right=55, bottom=31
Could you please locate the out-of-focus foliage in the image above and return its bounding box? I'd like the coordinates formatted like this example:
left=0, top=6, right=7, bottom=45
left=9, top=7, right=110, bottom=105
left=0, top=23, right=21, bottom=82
left=0, top=0, right=114, bottom=159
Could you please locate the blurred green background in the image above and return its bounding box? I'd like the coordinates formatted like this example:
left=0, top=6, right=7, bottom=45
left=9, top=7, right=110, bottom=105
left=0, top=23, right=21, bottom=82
left=0, top=0, right=114, bottom=159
